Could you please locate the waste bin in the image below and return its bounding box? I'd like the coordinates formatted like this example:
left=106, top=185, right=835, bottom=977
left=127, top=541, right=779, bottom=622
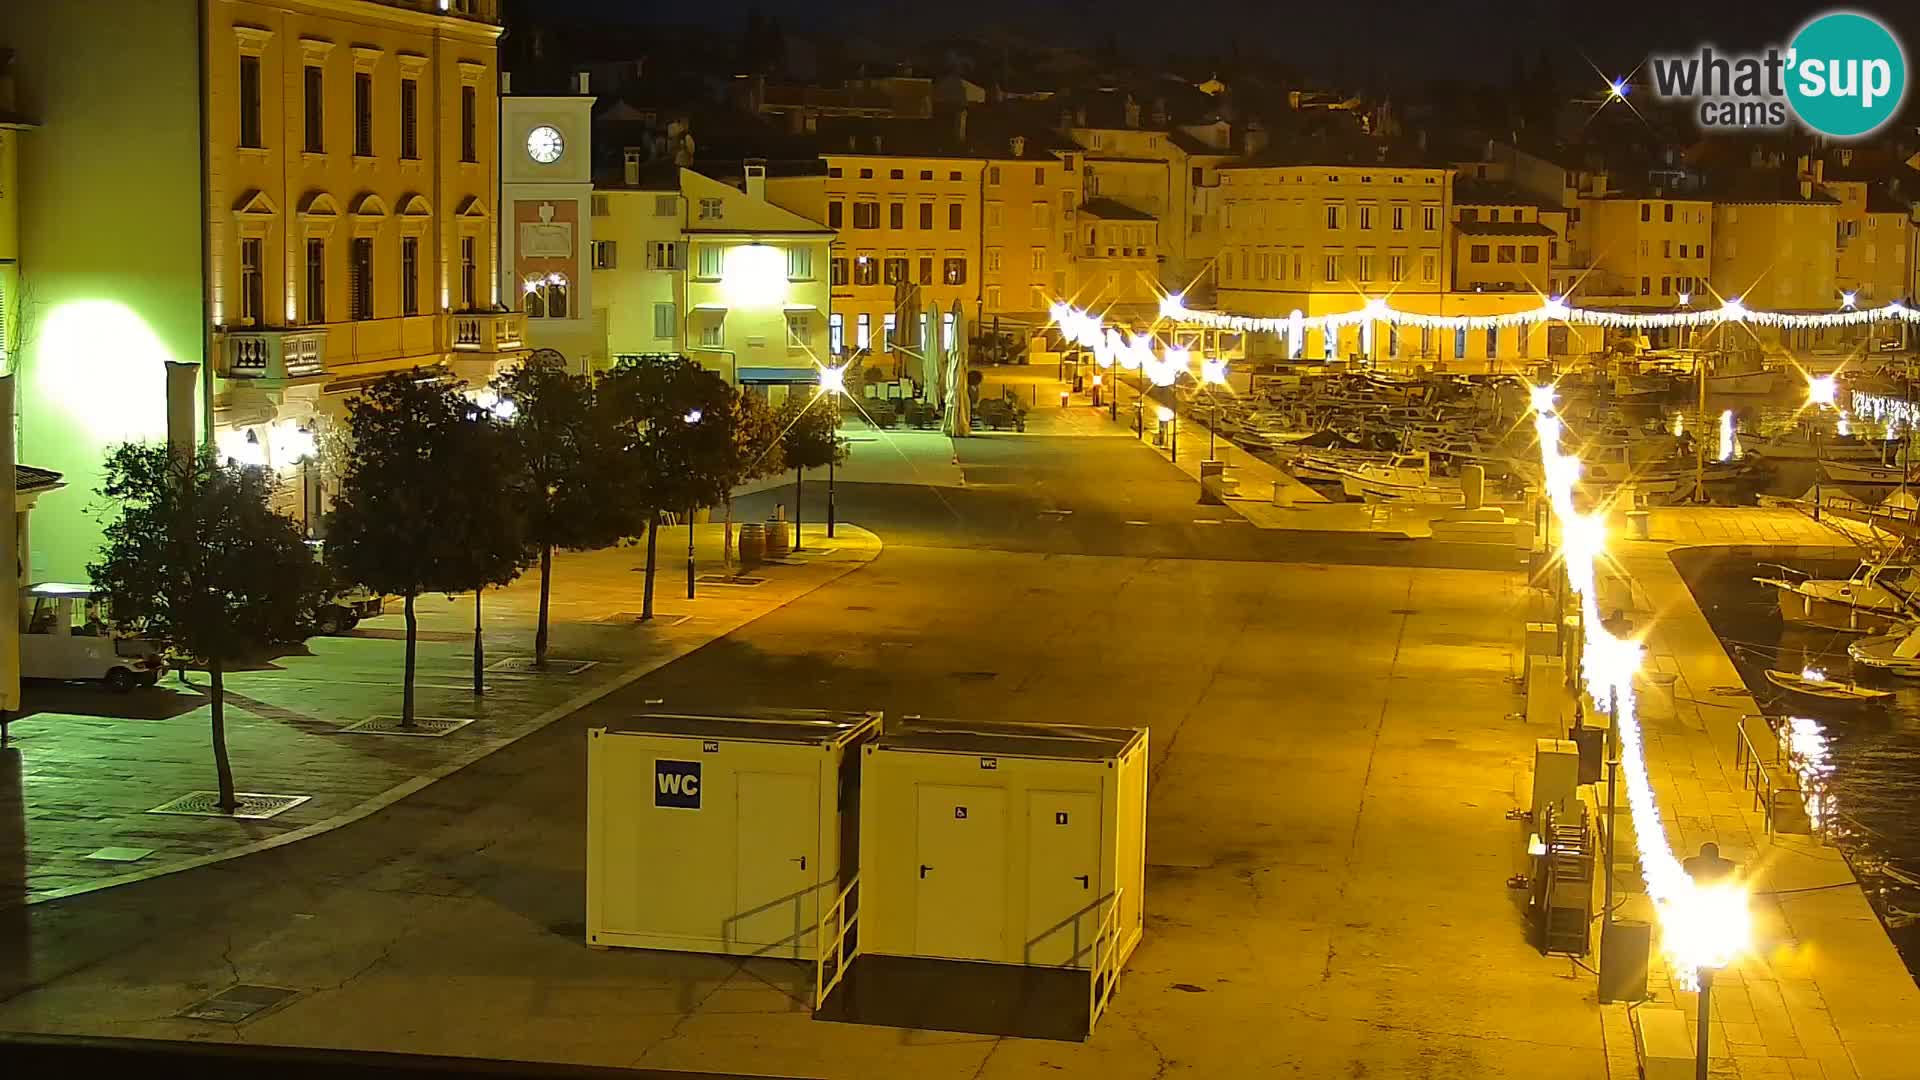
left=1626, top=510, right=1651, bottom=540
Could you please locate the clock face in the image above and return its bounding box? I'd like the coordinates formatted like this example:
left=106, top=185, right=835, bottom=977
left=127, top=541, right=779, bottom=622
left=527, top=125, right=564, bottom=164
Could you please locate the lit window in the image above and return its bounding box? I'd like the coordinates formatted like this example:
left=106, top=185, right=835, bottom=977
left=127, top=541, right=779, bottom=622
left=786, top=246, right=814, bottom=280
left=856, top=313, right=870, bottom=349
left=699, top=197, right=724, bottom=221
left=829, top=313, right=844, bottom=355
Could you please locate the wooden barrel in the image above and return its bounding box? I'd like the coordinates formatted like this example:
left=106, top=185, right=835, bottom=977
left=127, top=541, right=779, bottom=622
left=737, top=522, right=766, bottom=566
left=764, top=519, right=791, bottom=556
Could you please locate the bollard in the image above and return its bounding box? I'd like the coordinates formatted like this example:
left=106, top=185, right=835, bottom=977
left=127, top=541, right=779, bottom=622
left=1460, top=464, right=1485, bottom=510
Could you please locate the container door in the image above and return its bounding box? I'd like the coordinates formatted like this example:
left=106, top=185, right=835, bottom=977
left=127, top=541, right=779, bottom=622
left=1024, top=790, right=1102, bottom=967
left=913, top=783, right=1006, bottom=962
left=733, top=771, right=820, bottom=953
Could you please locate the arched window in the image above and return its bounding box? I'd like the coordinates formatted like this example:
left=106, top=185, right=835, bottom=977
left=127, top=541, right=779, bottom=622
left=525, top=273, right=569, bottom=319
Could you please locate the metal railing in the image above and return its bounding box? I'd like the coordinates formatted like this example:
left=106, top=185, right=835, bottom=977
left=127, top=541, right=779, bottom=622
left=812, top=875, right=859, bottom=1010
left=1734, top=715, right=1829, bottom=839
left=1086, top=887, right=1125, bottom=1037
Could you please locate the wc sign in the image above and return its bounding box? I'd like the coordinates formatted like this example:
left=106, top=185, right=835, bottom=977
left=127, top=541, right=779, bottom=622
left=654, top=759, right=701, bottom=809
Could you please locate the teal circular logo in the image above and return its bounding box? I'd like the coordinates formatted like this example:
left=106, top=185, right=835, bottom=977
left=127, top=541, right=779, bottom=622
left=1786, top=11, right=1907, bottom=138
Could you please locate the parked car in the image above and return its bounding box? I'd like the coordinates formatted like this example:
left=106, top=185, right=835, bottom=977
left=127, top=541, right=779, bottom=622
left=307, top=541, right=383, bottom=634
left=19, top=582, right=167, bottom=692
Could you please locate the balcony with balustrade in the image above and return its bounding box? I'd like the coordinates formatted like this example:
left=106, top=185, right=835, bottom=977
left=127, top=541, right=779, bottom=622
left=450, top=310, right=527, bottom=354
left=219, top=327, right=330, bottom=385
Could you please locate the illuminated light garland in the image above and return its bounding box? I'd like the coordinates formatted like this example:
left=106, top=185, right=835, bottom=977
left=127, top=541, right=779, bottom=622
left=1155, top=294, right=1917, bottom=336
left=1532, top=395, right=1752, bottom=985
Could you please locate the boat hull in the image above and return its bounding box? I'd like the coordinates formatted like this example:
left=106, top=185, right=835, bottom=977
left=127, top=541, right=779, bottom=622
left=1706, top=371, right=1779, bottom=395
left=1772, top=588, right=1906, bottom=634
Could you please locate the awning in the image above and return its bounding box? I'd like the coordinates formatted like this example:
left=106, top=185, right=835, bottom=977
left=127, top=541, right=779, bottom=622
left=737, top=366, right=819, bottom=384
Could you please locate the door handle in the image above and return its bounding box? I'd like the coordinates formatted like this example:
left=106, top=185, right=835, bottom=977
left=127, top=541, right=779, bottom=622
left=792, top=855, right=806, bottom=870
left=919, top=864, right=932, bottom=879
left=1075, top=874, right=1090, bottom=889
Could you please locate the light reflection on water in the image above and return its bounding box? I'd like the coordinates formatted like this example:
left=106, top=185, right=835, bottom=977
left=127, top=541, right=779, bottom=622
left=1677, top=551, right=1920, bottom=980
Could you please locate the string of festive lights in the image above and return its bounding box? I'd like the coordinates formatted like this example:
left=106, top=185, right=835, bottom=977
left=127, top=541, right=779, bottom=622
left=1530, top=387, right=1750, bottom=986
left=1161, top=294, right=1919, bottom=335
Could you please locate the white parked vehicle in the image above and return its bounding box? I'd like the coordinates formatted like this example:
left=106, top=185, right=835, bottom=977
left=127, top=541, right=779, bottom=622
left=19, top=583, right=167, bottom=692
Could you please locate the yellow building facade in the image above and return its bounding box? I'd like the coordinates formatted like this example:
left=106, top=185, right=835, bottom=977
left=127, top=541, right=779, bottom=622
left=1, top=0, right=509, bottom=577
left=206, top=0, right=511, bottom=505
left=1215, top=161, right=1457, bottom=361
left=979, top=147, right=1077, bottom=328
left=1711, top=196, right=1840, bottom=351
left=769, top=153, right=983, bottom=378
left=597, top=169, right=835, bottom=386
left=1827, top=179, right=1909, bottom=310
left=1578, top=195, right=1713, bottom=308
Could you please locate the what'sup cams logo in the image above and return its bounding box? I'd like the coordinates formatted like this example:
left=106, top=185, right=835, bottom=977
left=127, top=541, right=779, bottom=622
left=1648, top=10, right=1907, bottom=138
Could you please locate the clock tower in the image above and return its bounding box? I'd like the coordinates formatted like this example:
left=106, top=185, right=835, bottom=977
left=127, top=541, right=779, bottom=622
left=499, top=73, right=598, bottom=368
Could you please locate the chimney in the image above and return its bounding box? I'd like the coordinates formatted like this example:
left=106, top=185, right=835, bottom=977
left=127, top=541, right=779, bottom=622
left=500, top=70, right=512, bottom=95
left=744, top=159, right=767, bottom=202
left=1009, top=135, right=1026, bottom=158
left=1124, top=95, right=1141, bottom=129
left=575, top=70, right=591, bottom=95
left=872, top=134, right=883, bottom=153
left=1075, top=105, right=1087, bottom=127
left=954, top=107, right=968, bottom=144
left=1059, top=106, right=1073, bottom=131
left=623, top=148, right=641, bottom=186
left=1242, top=118, right=1268, bottom=157
left=787, top=108, right=806, bottom=135
left=1150, top=97, right=1168, bottom=127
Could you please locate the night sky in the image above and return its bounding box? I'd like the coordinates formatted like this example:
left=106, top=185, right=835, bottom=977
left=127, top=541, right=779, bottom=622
left=533, top=0, right=1920, bottom=82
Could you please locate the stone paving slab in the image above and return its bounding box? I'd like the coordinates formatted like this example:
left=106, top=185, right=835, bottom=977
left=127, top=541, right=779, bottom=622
left=0, top=525, right=880, bottom=905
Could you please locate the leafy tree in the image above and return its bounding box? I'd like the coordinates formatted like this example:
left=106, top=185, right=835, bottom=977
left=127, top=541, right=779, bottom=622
left=596, top=355, right=739, bottom=618
left=775, top=391, right=848, bottom=551
left=719, top=389, right=785, bottom=566
left=327, top=373, right=524, bottom=725
left=90, top=443, right=326, bottom=811
left=490, top=352, right=625, bottom=665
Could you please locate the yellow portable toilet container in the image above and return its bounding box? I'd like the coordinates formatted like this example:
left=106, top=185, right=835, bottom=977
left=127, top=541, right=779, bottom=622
left=857, top=719, right=1147, bottom=973
left=586, top=709, right=881, bottom=958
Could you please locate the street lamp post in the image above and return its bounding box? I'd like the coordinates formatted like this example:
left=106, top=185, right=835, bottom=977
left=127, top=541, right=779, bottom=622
left=684, top=408, right=703, bottom=600
left=1201, top=356, right=1229, bottom=462
left=815, top=365, right=847, bottom=549
left=1809, top=375, right=1836, bottom=521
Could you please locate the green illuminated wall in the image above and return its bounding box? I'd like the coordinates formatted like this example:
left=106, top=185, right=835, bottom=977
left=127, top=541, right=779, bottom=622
left=0, top=0, right=204, bottom=582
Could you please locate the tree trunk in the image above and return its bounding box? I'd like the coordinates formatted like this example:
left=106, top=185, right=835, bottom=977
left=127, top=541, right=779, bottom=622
left=641, top=511, right=659, bottom=621
left=472, top=587, right=484, bottom=696
left=535, top=540, right=553, bottom=667
left=402, top=592, right=418, bottom=729
left=723, top=492, right=734, bottom=569
left=210, top=659, right=237, bottom=812
left=795, top=466, right=804, bottom=552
